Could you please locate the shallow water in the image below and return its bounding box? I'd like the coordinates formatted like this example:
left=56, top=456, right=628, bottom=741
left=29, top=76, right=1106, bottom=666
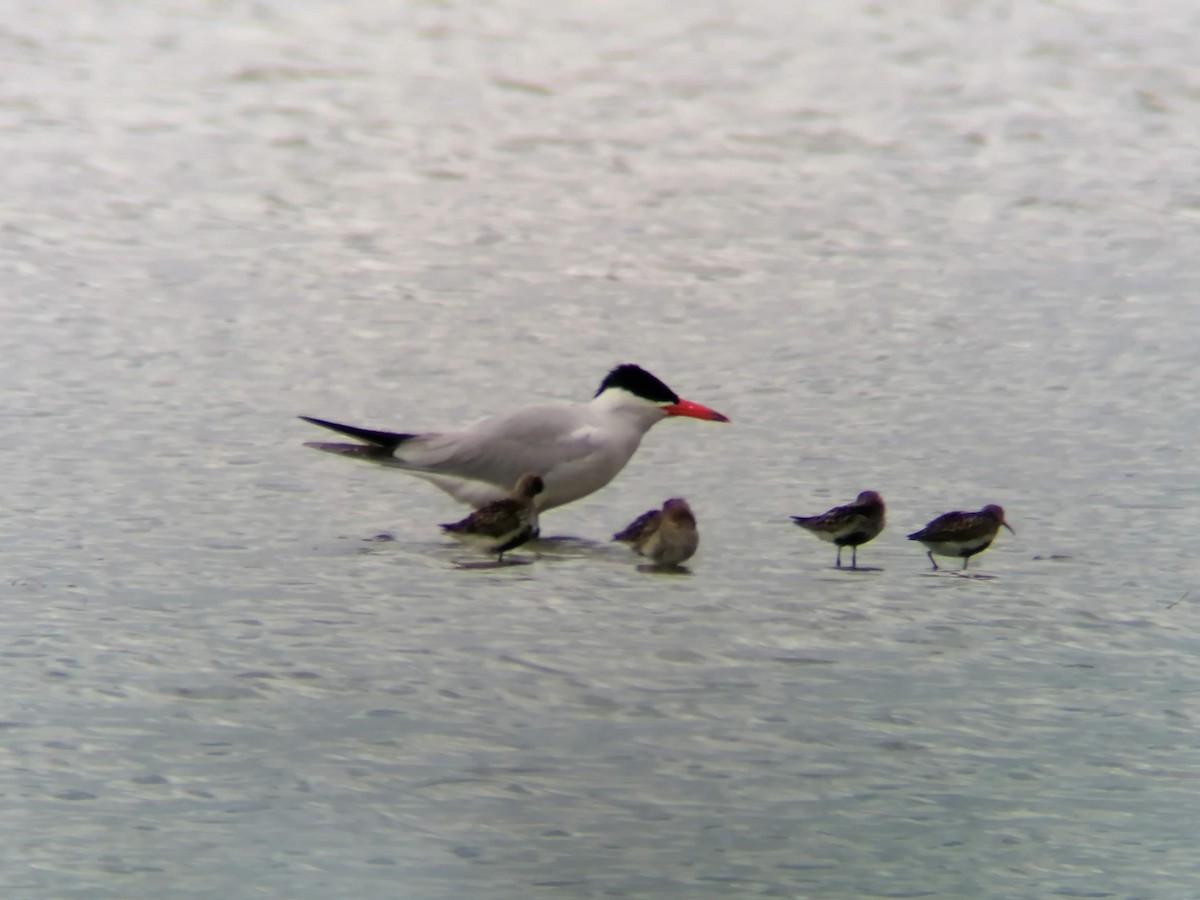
left=3, top=1, right=1200, bottom=896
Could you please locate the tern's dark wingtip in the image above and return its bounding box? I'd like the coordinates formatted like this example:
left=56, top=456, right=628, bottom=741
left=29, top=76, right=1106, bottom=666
left=298, top=415, right=344, bottom=430
left=298, top=416, right=413, bottom=450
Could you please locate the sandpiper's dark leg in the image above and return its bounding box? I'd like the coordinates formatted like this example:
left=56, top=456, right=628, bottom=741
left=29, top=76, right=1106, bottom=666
left=835, top=547, right=842, bottom=568
left=850, top=546, right=858, bottom=570
left=962, top=556, right=969, bottom=571
left=927, top=551, right=939, bottom=571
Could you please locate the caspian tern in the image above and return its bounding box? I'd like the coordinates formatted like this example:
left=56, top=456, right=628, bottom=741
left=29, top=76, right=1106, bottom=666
left=613, top=497, right=699, bottom=567
left=440, top=473, right=543, bottom=561
left=300, top=364, right=729, bottom=511
left=791, top=490, right=886, bottom=569
left=907, top=504, right=1014, bottom=571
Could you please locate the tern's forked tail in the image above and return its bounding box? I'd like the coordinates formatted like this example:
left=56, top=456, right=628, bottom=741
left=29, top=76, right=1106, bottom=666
left=303, top=441, right=402, bottom=461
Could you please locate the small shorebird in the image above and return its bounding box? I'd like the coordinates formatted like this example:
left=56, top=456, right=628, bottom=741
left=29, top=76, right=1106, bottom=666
left=791, top=490, right=886, bottom=569
left=613, top=497, right=699, bottom=567
left=301, top=364, right=728, bottom=512
left=440, top=473, right=544, bottom=562
left=907, top=504, right=1014, bottom=571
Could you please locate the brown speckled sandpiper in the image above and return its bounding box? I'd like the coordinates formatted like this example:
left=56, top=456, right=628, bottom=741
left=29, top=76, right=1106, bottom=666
left=791, top=490, right=886, bottom=569
left=613, top=497, right=699, bottom=567
left=440, top=473, right=544, bottom=562
left=908, top=504, right=1014, bottom=571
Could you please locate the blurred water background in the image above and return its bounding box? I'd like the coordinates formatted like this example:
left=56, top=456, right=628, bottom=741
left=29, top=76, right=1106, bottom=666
left=2, top=1, right=1199, bottom=896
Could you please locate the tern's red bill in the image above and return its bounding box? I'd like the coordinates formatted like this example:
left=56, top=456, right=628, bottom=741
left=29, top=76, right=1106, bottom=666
left=663, top=398, right=730, bottom=422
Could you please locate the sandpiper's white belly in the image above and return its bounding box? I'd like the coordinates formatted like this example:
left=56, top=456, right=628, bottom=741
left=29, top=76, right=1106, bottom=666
left=919, top=537, right=991, bottom=558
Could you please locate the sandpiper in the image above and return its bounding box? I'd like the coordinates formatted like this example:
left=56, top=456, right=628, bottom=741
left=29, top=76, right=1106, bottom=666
left=791, top=490, right=886, bottom=569
left=440, top=473, right=544, bottom=562
left=613, top=497, right=698, bottom=567
left=907, top=504, right=1014, bottom=571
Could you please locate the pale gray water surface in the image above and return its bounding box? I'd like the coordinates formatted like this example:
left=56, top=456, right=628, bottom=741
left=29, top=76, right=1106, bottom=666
left=3, top=1, right=1200, bottom=897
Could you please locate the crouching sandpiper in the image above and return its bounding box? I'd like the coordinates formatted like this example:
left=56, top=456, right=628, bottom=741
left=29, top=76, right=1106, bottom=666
left=613, top=497, right=699, bottom=568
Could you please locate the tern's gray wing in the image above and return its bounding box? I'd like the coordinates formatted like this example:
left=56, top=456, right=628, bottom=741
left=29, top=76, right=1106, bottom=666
left=303, top=403, right=640, bottom=511
left=399, top=405, right=621, bottom=486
